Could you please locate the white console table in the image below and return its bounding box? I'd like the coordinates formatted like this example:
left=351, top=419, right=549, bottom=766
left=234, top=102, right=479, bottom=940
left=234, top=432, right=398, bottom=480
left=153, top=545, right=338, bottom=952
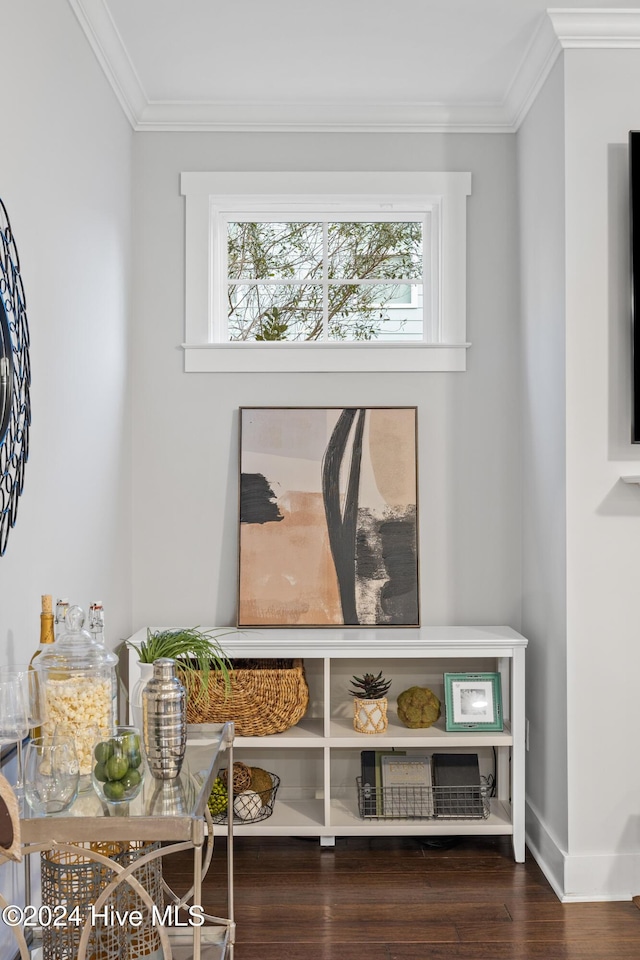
left=126, top=625, right=527, bottom=862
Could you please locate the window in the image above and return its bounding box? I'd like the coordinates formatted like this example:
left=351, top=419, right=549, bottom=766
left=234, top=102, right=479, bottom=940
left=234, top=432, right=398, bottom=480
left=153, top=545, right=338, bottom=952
left=181, top=172, right=471, bottom=372
left=225, top=219, right=424, bottom=343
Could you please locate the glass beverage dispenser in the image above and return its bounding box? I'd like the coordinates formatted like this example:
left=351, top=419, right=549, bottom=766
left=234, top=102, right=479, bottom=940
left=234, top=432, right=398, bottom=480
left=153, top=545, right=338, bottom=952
left=35, top=605, right=117, bottom=775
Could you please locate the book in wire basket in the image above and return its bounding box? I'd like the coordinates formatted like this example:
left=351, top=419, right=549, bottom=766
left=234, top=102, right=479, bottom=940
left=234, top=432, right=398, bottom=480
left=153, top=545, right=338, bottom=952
left=359, top=753, right=433, bottom=818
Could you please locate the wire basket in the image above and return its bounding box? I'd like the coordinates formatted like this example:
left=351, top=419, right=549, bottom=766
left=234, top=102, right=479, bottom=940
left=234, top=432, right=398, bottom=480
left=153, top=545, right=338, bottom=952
left=117, top=841, right=164, bottom=959
left=40, top=843, right=124, bottom=960
left=209, top=770, right=280, bottom=824
left=356, top=777, right=490, bottom=821
left=40, top=841, right=162, bottom=960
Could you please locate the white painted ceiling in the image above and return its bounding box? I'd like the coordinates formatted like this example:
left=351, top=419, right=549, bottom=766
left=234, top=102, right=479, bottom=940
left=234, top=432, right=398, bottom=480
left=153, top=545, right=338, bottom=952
left=68, top=1, right=640, bottom=131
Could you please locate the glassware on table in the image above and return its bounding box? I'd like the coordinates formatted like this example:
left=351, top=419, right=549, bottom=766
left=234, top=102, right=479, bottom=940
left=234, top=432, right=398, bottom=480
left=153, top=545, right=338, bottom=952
left=23, top=736, right=79, bottom=815
left=54, top=722, right=101, bottom=791
left=0, top=664, right=44, bottom=731
left=92, top=726, right=144, bottom=804
left=0, top=674, right=29, bottom=795
left=0, top=664, right=42, bottom=794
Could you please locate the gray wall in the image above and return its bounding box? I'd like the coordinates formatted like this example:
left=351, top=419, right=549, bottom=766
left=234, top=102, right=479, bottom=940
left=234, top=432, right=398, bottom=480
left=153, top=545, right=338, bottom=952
left=0, top=2, right=133, bottom=956
left=517, top=60, right=569, bottom=864
left=0, top=1, right=133, bottom=654
left=131, top=132, right=522, bottom=630
left=562, top=48, right=640, bottom=894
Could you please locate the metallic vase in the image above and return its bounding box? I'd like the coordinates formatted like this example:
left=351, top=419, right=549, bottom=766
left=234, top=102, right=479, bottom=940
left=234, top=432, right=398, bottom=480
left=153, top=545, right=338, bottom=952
left=142, top=657, right=187, bottom=780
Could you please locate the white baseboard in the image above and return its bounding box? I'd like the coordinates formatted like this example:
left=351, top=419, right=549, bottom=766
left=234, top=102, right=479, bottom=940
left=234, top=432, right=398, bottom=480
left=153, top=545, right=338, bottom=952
left=526, top=799, right=640, bottom=901
left=525, top=799, right=566, bottom=899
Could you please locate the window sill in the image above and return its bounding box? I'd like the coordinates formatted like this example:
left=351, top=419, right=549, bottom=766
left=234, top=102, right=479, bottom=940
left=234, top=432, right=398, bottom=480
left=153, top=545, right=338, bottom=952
left=182, top=342, right=470, bottom=373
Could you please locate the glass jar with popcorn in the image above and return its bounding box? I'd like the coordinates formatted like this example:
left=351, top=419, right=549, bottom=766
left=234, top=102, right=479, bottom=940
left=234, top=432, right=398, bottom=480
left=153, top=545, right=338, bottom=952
left=35, top=605, right=118, bottom=777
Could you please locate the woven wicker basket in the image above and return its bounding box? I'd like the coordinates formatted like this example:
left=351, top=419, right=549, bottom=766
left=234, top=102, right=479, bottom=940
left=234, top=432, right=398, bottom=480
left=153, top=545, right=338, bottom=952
left=185, top=658, right=309, bottom=736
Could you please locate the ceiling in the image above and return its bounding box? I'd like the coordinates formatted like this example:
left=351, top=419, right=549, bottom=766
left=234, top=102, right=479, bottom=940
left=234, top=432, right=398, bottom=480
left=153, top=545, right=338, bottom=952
left=68, top=1, right=640, bottom=131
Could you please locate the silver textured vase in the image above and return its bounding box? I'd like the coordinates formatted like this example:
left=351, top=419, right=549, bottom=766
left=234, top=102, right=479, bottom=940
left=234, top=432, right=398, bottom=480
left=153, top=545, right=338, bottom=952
left=142, top=657, right=187, bottom=780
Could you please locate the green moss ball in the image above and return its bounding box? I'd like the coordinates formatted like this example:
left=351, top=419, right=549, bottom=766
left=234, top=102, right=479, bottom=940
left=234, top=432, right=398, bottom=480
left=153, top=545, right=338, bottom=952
left=249, top=767, right=273, bottom=805
left=397, top=687, right=441, bottom=728
left=207, top=776, right=228, bottom=816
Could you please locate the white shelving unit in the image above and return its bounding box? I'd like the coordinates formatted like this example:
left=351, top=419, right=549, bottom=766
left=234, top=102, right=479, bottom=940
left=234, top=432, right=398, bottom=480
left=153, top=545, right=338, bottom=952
left=125, top=625, right=527, bottom=862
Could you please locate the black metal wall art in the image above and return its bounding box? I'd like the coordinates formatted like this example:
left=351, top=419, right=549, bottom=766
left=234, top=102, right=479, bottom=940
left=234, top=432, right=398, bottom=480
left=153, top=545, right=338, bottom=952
left=0, top=199, right=31, bottom=555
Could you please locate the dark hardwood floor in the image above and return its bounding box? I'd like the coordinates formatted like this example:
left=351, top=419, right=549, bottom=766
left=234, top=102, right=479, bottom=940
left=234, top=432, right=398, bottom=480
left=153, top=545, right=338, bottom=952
left=162, top=835, right=640, bottom=959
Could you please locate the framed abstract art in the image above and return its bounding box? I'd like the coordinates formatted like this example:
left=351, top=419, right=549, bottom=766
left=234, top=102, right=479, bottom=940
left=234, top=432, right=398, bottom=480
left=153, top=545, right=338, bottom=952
left=238, top=406, right=419, bottom=627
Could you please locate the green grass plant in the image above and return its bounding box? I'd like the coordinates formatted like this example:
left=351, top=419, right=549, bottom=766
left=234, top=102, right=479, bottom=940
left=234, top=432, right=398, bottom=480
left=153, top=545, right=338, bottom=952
left=127, top=626, right=234, bottom=701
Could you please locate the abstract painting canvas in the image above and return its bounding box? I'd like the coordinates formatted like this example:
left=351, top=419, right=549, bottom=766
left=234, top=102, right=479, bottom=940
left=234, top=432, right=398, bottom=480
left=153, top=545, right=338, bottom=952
left=238, top=407, right=419, bottom=627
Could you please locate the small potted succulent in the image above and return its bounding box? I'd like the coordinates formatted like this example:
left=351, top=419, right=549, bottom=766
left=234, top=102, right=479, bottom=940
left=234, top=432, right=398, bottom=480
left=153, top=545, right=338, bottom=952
left=350, top=671, right=392, bottom=734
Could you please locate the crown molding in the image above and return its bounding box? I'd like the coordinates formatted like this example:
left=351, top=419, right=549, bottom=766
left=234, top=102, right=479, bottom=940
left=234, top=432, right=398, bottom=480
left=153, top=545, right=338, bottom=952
left=503, top=13, right=563, bottom=131
left=548, top=8, right=640, bottom=48
left=133, top=99, right=512, bottom=133
left=507, top=9, right=640, bottom=129
left=67, top=0, right=147, bottom=127
left=67, top=2, right=640, bottom=134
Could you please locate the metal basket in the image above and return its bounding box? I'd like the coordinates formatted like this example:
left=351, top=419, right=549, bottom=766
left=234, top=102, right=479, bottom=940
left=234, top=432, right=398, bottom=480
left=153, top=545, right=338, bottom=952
left=209, top=771, right=280, bottom=824
left=356, top=777, right=490, bottom=821
left=40, top=841, right=163, bottom=960
left=116, top=840, right=164, bottom=959
left=40, top=843, right=124, bottom=960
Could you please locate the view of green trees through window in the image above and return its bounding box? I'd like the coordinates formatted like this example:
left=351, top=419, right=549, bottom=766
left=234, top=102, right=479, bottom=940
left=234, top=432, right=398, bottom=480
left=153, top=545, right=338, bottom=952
left=226, top=220, right=423, bottom=341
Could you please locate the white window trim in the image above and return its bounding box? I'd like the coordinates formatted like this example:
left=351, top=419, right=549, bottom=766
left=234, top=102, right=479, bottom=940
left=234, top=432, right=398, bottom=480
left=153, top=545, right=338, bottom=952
left=180, top=171, right=471, bottom=373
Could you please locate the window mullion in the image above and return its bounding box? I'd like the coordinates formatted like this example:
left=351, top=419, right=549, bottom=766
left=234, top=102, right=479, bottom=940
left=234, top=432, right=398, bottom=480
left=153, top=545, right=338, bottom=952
left=426, top=206, right=440, bottom=343
left=322, top=221, right=329, bottom=341
left=327, top=278, right=419, bottom=285
left=217, top=212, right=229, bottom=342
left=226, top=278, right=421, bottom=285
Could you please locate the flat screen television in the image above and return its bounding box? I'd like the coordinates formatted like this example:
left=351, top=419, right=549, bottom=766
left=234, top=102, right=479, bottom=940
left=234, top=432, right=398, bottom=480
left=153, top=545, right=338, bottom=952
left=630, top=131, right=640, bottom=442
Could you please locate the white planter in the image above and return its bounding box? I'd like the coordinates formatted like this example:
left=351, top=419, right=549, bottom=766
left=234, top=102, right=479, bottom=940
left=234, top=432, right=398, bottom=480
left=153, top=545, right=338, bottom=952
left=130, top=661, right=154, bottom=734
left=353, top=697, right=388, bottom=734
